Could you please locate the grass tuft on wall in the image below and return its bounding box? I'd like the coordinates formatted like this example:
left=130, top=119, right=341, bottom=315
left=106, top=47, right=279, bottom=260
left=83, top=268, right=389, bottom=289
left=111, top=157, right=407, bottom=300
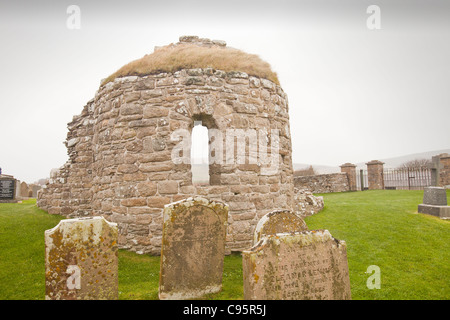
left=101, top=43, right=279, bottom=86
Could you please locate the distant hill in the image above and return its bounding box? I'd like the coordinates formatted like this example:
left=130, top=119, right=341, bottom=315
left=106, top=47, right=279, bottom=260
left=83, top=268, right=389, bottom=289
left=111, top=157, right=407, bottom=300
left=355, top=149, right=450, bottom=170
left=293, top=163, right=340, bottom=174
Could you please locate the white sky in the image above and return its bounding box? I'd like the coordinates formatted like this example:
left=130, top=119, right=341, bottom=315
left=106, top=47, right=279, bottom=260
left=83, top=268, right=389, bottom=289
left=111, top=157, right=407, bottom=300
left=0, top=0, right=449, bottom=183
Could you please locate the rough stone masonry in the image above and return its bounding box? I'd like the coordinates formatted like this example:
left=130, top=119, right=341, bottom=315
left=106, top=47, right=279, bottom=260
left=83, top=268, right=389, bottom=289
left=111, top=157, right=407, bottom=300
left=37, top=36, right=295, bottom=254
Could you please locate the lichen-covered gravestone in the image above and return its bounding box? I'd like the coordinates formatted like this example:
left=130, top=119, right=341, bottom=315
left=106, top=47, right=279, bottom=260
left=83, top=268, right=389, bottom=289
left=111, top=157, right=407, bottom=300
left=45, top=216, right=118, bottom=300
left=253, top=209, right=308, bottom=244
left=159, top=197, right=229, bottom=300
left=243, top=230, right=351, bottom=300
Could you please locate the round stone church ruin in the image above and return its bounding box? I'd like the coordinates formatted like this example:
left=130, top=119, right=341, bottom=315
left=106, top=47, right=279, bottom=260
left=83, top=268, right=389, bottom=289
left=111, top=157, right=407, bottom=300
left=37, top=36, right=295, bottom=254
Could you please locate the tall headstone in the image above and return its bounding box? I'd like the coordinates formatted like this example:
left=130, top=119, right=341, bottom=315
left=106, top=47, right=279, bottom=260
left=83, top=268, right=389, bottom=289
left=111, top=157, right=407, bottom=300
left=20, top=181, right=30, bottom=198
left=253, top=209, right=308, bottom=244
left=418, top=186, right=450, bottom=219
left=159, top=197, right=229, bottom=300
left=0, top=174, right=17, bottom=203
left=243, top=230, right=351, bottom=300
left=45, top=216, right=118, bottom=300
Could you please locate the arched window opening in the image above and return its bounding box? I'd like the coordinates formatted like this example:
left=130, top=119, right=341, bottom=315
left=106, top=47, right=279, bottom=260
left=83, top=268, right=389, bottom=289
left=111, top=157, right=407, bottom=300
left=191, top=121, right=210, bottom=186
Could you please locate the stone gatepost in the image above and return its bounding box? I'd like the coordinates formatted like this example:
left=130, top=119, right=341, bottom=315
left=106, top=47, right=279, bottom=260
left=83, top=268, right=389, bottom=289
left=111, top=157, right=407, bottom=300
left=366, top=160, right=385, bottom=190
left=430, top=153, right=450, bottom=188
left=340, top=163, right=357, bottom=191
left=439, top=155, right=450, bottom=188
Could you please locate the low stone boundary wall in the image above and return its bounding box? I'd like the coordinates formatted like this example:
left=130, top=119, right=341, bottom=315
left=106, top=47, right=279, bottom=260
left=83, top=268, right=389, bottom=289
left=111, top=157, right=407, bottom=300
left=294, top=173, right=349, bottom=194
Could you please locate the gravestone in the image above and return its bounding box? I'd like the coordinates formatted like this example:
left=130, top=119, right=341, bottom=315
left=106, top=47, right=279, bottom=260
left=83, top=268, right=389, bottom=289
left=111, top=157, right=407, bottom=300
left=20, top=181, right=30, bottom=198
left=423, top=187, right=447, bottom=206
left=0, top=175, right=17, bottom=203
left=159, top=196, right=229, bottom=300
left=243, top=230, right=351, bottom=300
left=418, top=186, right=450, bottom=219
left=45, top=216, right=118, bottom=300
left=253, top=209, right=308, bottom=244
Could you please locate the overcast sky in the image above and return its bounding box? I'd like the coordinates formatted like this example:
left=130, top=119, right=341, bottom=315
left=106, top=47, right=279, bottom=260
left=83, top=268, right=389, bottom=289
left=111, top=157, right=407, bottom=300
left=0, top=0, right=449, bottom=183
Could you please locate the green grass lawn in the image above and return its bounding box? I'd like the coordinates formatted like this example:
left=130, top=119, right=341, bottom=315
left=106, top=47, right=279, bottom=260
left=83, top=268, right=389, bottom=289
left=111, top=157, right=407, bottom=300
left=0, top=190, right=449, bottom=300
left=307, top=190, right=450, bottom=300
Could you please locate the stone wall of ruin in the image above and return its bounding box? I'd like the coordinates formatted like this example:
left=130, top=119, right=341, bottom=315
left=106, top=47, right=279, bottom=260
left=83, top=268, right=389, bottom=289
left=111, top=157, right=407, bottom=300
left=38, top=68, right=294, bottom=254
left=293, top=173, right=349, bottom=194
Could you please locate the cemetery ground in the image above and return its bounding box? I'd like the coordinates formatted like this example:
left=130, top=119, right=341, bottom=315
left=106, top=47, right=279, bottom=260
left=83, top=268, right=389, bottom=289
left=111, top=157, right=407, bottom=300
left=0, top=190, right=448, bottom=300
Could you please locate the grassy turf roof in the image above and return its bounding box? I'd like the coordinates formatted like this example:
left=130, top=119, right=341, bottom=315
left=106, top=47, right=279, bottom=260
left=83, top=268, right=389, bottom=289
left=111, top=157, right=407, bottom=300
left=101, top=41, right=279, bottom=86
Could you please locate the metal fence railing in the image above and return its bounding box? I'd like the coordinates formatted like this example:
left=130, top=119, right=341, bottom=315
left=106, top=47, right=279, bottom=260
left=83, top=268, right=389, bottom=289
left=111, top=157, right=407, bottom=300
left=356, top=168, right=432, bottom=191
left=356, top=169, right=368, bottom=191
left=383, top=167, right=431, bottom=190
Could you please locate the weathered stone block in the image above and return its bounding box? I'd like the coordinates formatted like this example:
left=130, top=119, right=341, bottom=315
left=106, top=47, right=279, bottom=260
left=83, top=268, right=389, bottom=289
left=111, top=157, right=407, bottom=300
left=229, top=201, right=255, bottom=212
left=260, top=78, right=275, bottom=90
left=141, top=89, right=163, bottom=99
left=136, top=181, right=157, bottom=197
left=220, top=174, right=240, bottom=185
left=147, top=196, right=171, bottom=208
left=122, top=172, right=147, bottom=182
left=121, top=103, right=142, bottom=115
left=122, top=129, right=137, bottom=139
left=158, top=180, right=179, bottom=195
left=152, top=137, right=167, bottom=151
left=125, top=139, right=143, bottom=152
left=139, top=162, right=174, bottom=173
left=143, top=105, right=169, bottom=118
left=121, top=198, right=147, bottom=207
left=117, top=164, right=139, bottom=174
